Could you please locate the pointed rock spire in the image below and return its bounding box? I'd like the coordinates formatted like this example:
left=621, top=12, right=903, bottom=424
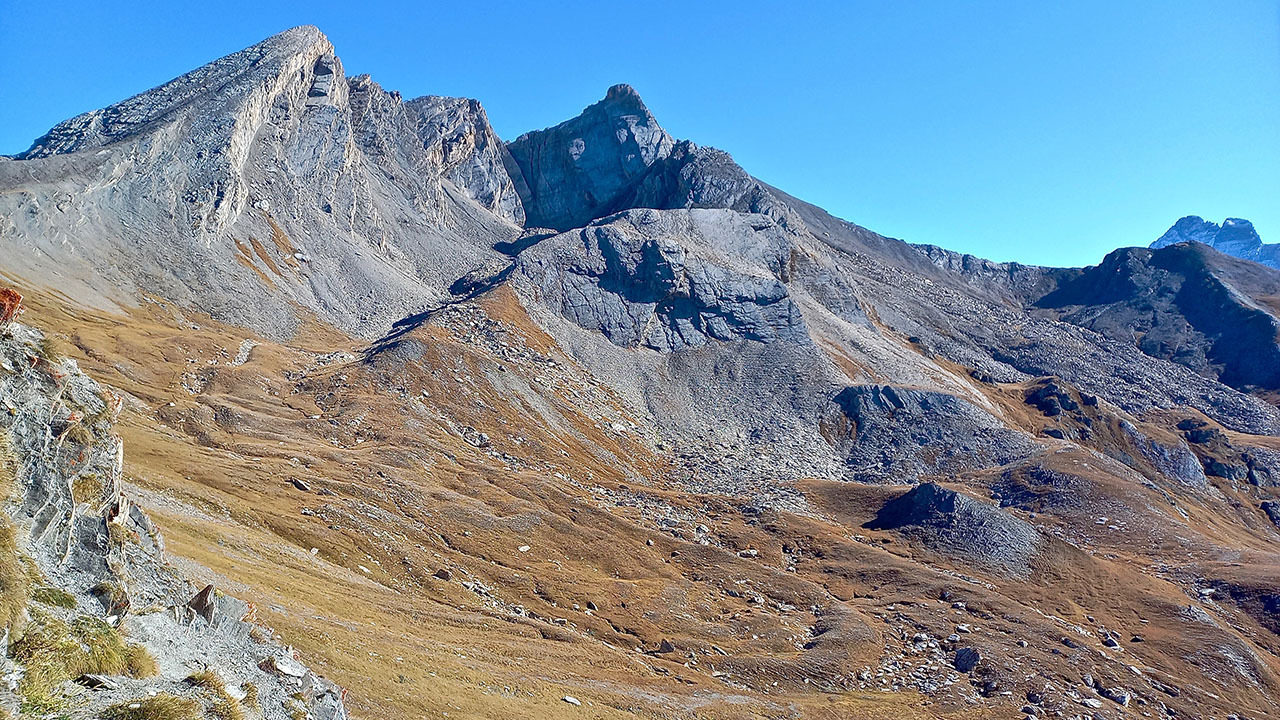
left=505, top=84, right=675, bottom=230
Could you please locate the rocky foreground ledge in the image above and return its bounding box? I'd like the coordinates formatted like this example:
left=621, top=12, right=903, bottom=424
left=0, top=290, right=346, bottom=719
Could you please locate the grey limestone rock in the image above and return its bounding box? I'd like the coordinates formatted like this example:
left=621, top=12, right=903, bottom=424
left=866, top=482, right=1042, bottom=575
left=506, top=84, right=675, bottom=231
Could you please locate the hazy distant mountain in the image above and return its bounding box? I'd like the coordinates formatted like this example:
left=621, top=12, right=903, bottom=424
left=1152, top=215, right=1279, bottom=269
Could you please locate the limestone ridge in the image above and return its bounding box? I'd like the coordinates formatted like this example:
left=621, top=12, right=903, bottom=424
left=1152, top=216, right=1279, bottom=269
left=18, top=25, right=341, bottom=236
left=0, top=25, right=521, bottom=340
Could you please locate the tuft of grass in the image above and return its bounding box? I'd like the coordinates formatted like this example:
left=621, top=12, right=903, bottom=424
left=0, top=521, right=32, bottom=634
left=210, top=698, right=245, bottom=720
left=186, top=670, right=244, bottom=720
left=0, top=429, right=17, bottom=497
left=100, top=694, right=201, bottom=720
left=91, top=580, right=128, bottom=613
left=184, top=669, right=226, bottom=693
left=10, top=609, right=155, bottom=712
left=72, top=472, right=106, bottom=506
left=34, top=334, right=62, bottom=364
left=31, top=586, right=77, bottom=609
left=125, top=643, right=158, bottom=677
left=242, top=682, right=260, bottom=711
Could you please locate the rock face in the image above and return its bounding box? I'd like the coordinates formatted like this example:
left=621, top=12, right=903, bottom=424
left=514, top=209, right=807, bottom=352
left=506, top=84, right=675, bottom=231
left=865, top=483, right=1041, bottom=575
left=825, top=385, right=1035, bottom=483
left=1152, top=216, right=1279, bottom=269
left=404, top=95, right=526, bottom=225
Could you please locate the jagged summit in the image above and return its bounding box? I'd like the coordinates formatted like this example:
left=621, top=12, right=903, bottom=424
left=1152, top=215, right=1278, bottom=269
left=505, top=84, right=675, bottom=230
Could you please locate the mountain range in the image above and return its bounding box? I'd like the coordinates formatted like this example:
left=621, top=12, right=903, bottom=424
left=1, top=25, right=1279, bottom=720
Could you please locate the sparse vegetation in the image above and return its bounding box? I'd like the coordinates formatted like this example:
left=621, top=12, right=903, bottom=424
left=100, top=695, right=201, bottom=720
left=242, top=682, right=260, bottom=711
left=35, top=334, right=62, bottom=364
left=11, top=608, right=155, bottom=711
left=31, top=586, right=77, bottom=609
left=72, top=472, right=106, bottom=505
left=0, top=429, right=17, bottom=496
left=185, top=669, right=226, bottom=693
left=186, top=670, right=244, bottom=720
left=91, top=580, right=128, bottom=614
left=0, top=522, right=32, bottom=634
left=125, top=642, right=158, bottom=677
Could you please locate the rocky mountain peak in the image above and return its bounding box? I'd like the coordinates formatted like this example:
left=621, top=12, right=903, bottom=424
left=17, top=25, right=336, bottom=160
left=1151, top=215, right=1274, bottom=269
left=505, top=84, right=675, bottom=230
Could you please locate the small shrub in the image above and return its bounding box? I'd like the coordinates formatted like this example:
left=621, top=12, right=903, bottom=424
left=242, top=682, right=260, bottom=710
left=31, top=586, right=77, bottom=609
left=100, top=694, right=201, bottom=720
left=0, top=288, right=22, bottom=327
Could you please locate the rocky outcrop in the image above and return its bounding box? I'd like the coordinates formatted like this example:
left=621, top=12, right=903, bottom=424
left=514, top=209, right=808, bottom=352
left=866, top=483, right=1042, bottom=575
left=1152, top=216, right=1280, bottom=269
left=506, top=84, right=675, bottom=231
left=825, top=385, right=1036, bottom=483
left=0, top=316, right=345, bottom=719
left=405, top=95, right=526, bottom=224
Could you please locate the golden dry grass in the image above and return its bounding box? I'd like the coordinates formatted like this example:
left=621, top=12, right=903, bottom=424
left=5, top=282, right=1280, bottom=719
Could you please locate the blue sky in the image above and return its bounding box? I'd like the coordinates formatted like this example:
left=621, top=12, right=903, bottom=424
left=1, top=1, right=1276, bottom=267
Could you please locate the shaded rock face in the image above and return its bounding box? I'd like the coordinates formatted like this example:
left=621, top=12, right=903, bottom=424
left=619, top=142, right=801, bottom=230
left=1152, top=216, right=1280, bottom=269
left=1035, top=243, right=1280, bottom=392
left=865, top=483, right=1041, bottom=575
left=506, top=84, right=675, bottom=231
left=515, top=209, right=807, bottom=352
left=824, top=385, right=1035, bottom=483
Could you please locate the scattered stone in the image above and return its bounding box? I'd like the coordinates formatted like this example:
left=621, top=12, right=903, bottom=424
left=953, top=647, right=981, bottom=673
left=433, top=568, right=452, bottom=581
left=188, top=584, right=217, bottom=623
left=562, top=696, right=582, bottom=706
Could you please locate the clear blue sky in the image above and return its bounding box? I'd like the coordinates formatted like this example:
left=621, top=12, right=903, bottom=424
left=1, top=1, right=1276, bottom=267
